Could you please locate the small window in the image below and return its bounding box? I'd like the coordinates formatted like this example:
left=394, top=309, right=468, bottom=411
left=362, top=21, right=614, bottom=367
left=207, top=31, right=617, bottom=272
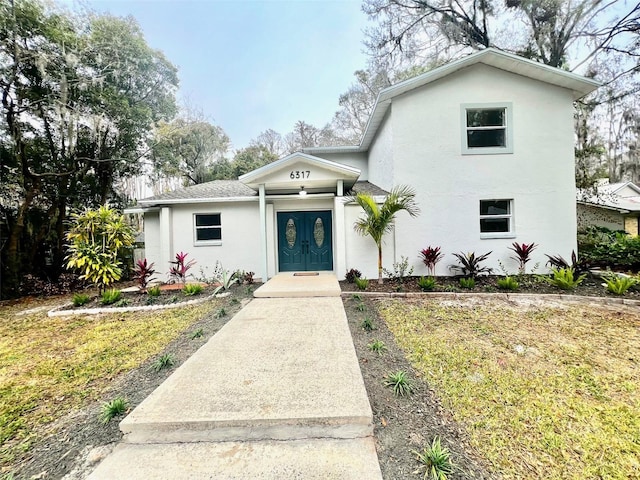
left=462, top=103, right=513, bottom=154
left=480, top=200, right=513, bottom=235
left=194, top=214, right=221, bottom=243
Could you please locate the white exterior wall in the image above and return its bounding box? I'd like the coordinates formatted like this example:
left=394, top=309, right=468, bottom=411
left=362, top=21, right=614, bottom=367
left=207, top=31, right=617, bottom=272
left=344, top=203, right=396, bottom=280
left=316, top=152, right=368, bottom=181
left=149, top=202, right=262, bottom=281
left=367, top=112, right=394, bottom=192
left=389, top=64, right=577, bottom=275
left=143, top=212, right=161, bottom=274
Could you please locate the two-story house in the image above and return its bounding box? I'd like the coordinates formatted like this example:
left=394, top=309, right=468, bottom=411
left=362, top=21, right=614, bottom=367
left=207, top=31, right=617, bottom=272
left=133, top=48, right=600, bottom=281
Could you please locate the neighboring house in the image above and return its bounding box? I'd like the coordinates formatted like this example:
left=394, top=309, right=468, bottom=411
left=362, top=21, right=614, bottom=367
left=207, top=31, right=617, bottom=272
left=130, top=48, right=599, bottom=282
left=577, top=181, right=640, bottom=235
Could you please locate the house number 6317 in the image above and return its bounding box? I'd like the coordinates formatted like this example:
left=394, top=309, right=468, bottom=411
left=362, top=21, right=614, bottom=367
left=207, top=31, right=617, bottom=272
left=290, top=170, right=310, bottom=179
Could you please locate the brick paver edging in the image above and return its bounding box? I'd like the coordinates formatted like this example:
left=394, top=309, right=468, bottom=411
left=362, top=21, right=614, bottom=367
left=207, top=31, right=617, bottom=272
left=47, top=293, right=225, bottom=317
left=341, top=291, right=640, bottom=307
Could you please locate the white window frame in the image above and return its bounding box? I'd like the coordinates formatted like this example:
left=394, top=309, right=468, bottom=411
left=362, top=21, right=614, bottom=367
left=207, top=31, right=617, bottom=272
left=479, top=199, right=515, bottom=239
left=194, top=213, right=222, bottom=246
left=461, top=102, right=513, bottom=155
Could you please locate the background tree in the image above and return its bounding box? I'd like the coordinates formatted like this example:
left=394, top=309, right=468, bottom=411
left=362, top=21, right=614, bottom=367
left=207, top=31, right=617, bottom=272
left=348, top=185, right=420, bottom=284
left=151, top=116, right=230, bottom=186
left=0, top=0, right=178, bottom=297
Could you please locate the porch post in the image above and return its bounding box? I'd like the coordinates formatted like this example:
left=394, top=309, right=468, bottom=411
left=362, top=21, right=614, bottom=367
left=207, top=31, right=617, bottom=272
left=159, top=206, right=173, bottom=276
left=335, top=180, right=346, bottom=279
left=259, top=184, right=268, bottom=282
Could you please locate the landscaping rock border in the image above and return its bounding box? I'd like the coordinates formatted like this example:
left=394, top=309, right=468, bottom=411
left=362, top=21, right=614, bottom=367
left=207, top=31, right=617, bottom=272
left=47, top=293, right=221, bottom=317
left=341, top=290, right=640, bottom=307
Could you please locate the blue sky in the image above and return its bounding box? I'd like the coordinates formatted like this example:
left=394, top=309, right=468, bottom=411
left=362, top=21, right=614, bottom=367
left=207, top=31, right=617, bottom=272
left=84, top=0, right=370, bottom=150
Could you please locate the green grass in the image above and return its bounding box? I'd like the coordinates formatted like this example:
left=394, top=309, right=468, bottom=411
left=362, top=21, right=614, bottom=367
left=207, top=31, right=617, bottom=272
left=379, top=300, right=640, bottom=479
left=100, top=397, right=128, bottom=424
left=0, top=298, right=217, bottom=468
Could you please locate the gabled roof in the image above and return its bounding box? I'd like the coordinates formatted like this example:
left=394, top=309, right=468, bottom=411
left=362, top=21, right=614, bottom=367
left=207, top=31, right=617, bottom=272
left=138, top=180, right=257, bottom=206
left=239, top=152, right=360, bottom=192
left=305, top=48, right=601, bottom=155
left=578, top=180, right=640, bottom=213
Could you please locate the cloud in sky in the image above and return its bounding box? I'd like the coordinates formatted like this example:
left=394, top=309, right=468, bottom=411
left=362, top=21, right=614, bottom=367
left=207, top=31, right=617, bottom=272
left=85, top=0, right=370, bottom=150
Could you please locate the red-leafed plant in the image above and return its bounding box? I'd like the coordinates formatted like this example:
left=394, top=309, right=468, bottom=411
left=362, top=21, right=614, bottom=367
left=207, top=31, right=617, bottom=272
left=133, top=258, right=156, bottom=292
left=419, top=246, right=444, bottom=276
left=509, top=242, right=538, bottom=274
left=169, top=251, right=196, bottom=285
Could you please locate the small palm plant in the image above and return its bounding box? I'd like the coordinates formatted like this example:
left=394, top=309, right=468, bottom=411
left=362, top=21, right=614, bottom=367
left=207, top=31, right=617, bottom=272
left=348, top=185, right=420, bottom=284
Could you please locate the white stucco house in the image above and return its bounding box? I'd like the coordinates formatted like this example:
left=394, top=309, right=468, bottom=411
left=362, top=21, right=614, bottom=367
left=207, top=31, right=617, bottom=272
left=131, top=48, right=600, bottom=282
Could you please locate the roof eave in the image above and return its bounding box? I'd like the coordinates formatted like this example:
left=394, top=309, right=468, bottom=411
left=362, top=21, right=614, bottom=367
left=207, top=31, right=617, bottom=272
left=138, top=196, right=258, bottom=207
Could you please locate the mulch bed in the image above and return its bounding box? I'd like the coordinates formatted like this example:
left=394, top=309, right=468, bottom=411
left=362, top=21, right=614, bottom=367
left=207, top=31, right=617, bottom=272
left=340, top=274, right=640, bottom=298
left=343, top=295, right=498, bottom=479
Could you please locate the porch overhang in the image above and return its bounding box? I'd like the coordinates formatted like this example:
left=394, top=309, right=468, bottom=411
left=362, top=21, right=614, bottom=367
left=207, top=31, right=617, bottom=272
left=239, top=152, right=360, bottom=194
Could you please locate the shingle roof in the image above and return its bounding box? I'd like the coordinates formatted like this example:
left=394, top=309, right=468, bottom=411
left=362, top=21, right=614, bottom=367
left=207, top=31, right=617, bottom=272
left=348, top=181, right=389, bottom=196
left=139, top=180, right=257, bottom=204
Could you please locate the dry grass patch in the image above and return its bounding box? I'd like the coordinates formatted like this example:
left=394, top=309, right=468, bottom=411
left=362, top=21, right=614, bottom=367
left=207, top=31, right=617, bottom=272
left=0, top=297, right=217, bottom=467
left=379, top=299, right=640, bottom=479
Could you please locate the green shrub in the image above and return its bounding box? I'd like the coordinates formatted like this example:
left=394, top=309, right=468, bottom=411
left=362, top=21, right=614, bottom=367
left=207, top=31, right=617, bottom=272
left=153, top=353, right=175, bottom=372
left=100, top=397, right=128, bottom=424
left=579, top=227, right=640, bottom=270
left=413, top=436, right=454, bottom=480
left=354, top=277, right=369, bottom=291
left=101, top=289, right=122, bottom=305
left=547, top=268, right=587, bottom=290
left=459, top=277, right=476, bottom=289
left=147, top=285, right=161, bottom=297
left=417, top=276, right=437, bottom=291
left=345, top=268, right=362, bottom=283
left=384, top=370, right=413, bottom=396
left=361, top=317, right=375, bottom=331
left=604, top=274, right=636, bottom=295
left=182, top=283, right=203, bottom=296
left=383, top=255, right=414, bottom=284
left=497, top=276, right=519, bottom=291
left=72, top=293, right=90, bottom=307
left=368, top=339, right=387, bottom=355
left=65, top=206, right=134, bottom=293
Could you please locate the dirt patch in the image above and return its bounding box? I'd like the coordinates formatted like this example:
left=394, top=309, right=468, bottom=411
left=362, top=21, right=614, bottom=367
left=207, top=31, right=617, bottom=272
left=11, top=289, right=254, bottom=480
left=343, top=294, right=498, bottom=479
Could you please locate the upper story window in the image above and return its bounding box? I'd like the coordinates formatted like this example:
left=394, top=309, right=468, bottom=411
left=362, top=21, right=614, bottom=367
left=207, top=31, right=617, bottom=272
left=480, top=199, right=515, bottom=238
left=194, top=213, right=222, bottom=244
left=461, top=103, right=513, bottom=155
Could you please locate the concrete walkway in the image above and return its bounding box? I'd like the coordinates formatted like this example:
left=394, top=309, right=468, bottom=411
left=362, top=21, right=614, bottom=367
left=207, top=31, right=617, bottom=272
left=89, top=274, right=382, bottom=479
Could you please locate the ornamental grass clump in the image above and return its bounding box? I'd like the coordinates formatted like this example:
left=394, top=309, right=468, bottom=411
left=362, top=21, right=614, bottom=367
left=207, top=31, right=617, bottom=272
left=413, top=437, right=454, bottom=480
left=100, top=397, right=128, bottom=424
left=384, top=370, right=413, bottom=396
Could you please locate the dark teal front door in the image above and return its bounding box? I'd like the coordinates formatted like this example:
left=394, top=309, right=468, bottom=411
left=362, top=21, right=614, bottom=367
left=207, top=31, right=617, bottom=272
left=277, top=211, right=333, bottom=272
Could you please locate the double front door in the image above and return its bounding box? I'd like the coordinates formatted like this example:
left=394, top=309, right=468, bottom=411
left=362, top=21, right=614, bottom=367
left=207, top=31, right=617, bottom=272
left=277, top=211, right=333, bottom=272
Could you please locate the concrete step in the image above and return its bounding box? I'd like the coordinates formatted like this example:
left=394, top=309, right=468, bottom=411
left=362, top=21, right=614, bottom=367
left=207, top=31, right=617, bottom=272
left=88, top=437, right=382, bottom=479
left=253, top=273, right=341, bottom=297
left=120, top=297, right=372, bottom=443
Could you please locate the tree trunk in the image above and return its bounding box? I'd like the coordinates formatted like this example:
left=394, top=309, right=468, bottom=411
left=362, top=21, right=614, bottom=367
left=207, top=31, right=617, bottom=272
left=3, top=184, right=38, bottom=297
left=377, top=244, right=383, bottom=284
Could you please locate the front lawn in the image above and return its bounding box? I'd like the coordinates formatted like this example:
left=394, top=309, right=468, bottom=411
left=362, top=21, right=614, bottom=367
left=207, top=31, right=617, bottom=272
left=379, top=299, right=640, bottom=479
left=0, top=297, right=218, bottom=468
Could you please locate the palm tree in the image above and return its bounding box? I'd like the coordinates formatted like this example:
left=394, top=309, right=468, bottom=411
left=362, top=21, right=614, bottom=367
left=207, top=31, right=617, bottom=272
left=348, top=185, right=420, bottom=284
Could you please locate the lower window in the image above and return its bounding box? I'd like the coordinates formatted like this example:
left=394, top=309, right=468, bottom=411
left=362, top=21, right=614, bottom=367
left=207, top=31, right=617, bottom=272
left=480, top=200, right=513, bottom=234
left=195, top=213, right=222, bottom=243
